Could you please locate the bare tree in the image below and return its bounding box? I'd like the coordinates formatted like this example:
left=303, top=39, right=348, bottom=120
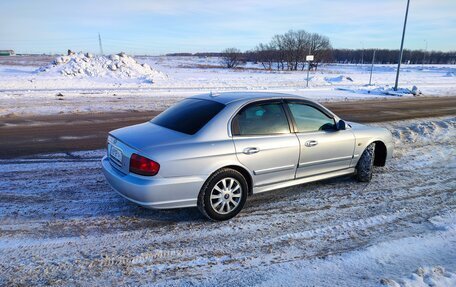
left=254, top=43, right=276, bottom=70
left=252, top=30, right=332, bottom=71
left=294, top=30, right=310, bottom=70
left=306, top=33, right=332, bottom=70
left=221, top=48, right=242, bottom=68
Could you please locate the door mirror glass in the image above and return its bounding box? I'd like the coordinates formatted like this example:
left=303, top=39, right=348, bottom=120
left=336, top=120, right=346, bottom=130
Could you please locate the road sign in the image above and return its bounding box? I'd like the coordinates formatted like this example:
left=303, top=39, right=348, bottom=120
left=306, top=55, right=314, bottom=61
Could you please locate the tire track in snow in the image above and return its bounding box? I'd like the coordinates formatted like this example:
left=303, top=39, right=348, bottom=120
left=0, top=117, right=455, bottom=285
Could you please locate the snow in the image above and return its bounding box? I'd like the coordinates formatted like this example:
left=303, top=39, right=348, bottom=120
left=381, top=267, right=456, bottom=287
left=0, top=54, right=455, bottom=284
left=0, top=116, right=455, bottom=286
left=337, top=85, right=422, bottom=96
left=324, top=75, right=354, bottom=83
left=0, top=56, right=455, bottom=116
left=245, top=212, right=456, bottom=287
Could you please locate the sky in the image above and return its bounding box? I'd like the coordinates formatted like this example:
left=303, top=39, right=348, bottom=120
left=0, top=0, right=455, bottom=55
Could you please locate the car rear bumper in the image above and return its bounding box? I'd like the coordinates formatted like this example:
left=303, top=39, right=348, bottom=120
left=101, top=156, right=204, bottom=209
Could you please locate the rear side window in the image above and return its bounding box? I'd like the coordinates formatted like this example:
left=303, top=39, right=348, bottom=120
left=232, top=102, right=290, bottom=136
left=151, top=99, right=225, bottom=135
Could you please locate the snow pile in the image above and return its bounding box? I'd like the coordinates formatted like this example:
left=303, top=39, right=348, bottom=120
left=389, top=117, right=456, bottom=145
left=324, top=75, right=354, bottom=83
left=37, top=52, right=167, bottom=83
left=337, top=85, right=422, bottom=96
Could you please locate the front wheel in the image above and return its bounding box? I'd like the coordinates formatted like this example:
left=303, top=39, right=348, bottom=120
left=197, top=168, right=248, bottom=221
left=356, top=143, right=376, bottom=182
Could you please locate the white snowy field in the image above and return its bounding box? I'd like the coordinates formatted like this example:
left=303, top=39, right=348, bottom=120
left=0, top=116, right=455, bottom=286
left=0, top=55, right=455, bottom=116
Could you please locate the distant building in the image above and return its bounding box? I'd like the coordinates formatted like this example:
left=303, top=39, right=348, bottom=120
left=0, top=50, right=15, bottom=56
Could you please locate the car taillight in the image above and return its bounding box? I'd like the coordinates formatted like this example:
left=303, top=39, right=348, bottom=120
left=129, top=153, right=160, bottom=176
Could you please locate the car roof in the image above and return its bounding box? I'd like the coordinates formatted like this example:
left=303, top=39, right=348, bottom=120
left=190, top=92, right=312, bottom=105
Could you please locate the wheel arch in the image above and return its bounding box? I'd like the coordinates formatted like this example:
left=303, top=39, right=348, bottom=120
left=372, top=140, right=387, bottom=166
left=204, top=165, right=253, bottom=196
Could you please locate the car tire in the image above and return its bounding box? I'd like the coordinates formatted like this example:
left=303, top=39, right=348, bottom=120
left=198, top=168, right=248, bottom=221
left=356, top=143, right=376, bottom=182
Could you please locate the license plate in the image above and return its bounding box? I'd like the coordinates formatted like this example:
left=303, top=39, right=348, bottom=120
left=110, top=146, right=123, bottom=165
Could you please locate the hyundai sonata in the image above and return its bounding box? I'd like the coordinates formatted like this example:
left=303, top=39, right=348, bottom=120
left=102, top=92, right=393, bottom=220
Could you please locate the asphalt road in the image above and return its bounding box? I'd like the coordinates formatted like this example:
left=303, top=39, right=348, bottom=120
left=1, top=96, right=455, bottom=158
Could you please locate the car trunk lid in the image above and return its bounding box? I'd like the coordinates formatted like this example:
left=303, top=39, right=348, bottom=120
left=110, top=121, right=190, bottom=153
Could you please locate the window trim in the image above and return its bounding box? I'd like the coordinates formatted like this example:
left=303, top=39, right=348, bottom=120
left=230, top=100, right=293, bottom=137
left=284, top=99, right=337, bottom=134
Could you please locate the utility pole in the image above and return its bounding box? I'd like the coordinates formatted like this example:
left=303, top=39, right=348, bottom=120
left=306, top=63, right=311, bottom=88
left=98, top=33, right=104, bottom=55
left=306, top=46, right=312, bottom=88
left=394, top=0, right=411, bottom=91
left=369, top=50, right=376, bottom=85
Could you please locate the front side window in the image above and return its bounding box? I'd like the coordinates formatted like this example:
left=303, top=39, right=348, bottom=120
left=151, top=99, right=225, bottom=135
left=232, top=102, right=290, bottom=136
left=288, top=103, right=335, bottom=133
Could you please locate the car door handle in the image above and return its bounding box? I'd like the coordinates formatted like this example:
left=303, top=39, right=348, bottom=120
left=243, top=147, right=260, bottom=154
left=305, top=140, right=318, bottom=147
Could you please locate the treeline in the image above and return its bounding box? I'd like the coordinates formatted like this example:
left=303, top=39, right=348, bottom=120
left=166, top=52, right=225, bottom=57
left=331, top=49, right=456, bottom=65
left=169, top=29, right=332, bottom=70
left=242, top=48, right=455, bottom=67
left=166, top=29, right=455, bottom=67
left=166, top=50, right=456, bottom=65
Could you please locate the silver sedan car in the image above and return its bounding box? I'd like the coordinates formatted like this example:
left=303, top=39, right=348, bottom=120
left=102, top=92, right=393, bottom=220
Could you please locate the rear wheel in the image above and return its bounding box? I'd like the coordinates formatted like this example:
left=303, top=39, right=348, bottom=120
left=198, top=168, right=248, bottom=221
left=356, top=143, right=376, bottom=182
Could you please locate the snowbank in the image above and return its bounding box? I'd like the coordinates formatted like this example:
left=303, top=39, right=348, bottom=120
left=337, top=85, right=422, bottom=96
left=37, top=52, right=167, bottom=83
left=324, top=75, right=354, bottom=83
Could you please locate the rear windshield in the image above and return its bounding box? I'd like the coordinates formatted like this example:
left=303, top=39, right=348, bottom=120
left=151, top=99, right=225, bottom=135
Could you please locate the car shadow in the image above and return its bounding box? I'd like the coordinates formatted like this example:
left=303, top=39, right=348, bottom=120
left=245, top=175, right=360, bottom=207
left=107, top=175, right=360, bottom=224
left=124, top=201, right=204, bottom=222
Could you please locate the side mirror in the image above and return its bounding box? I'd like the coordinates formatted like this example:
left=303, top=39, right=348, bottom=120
left=336, top=120, right=346, bottom=130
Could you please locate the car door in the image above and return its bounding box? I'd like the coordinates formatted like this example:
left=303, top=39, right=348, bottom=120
left=285, top=100, right=356, bottom=179
left=231, top=100, right=300, bottom=187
